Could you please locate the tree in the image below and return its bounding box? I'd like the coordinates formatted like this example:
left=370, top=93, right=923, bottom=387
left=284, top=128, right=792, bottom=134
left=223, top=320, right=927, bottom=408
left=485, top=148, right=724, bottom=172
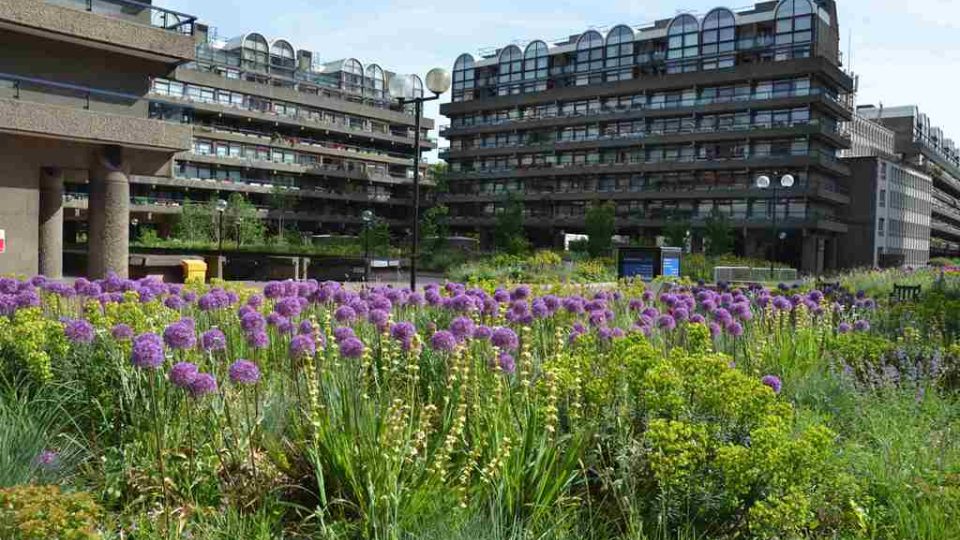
left=421, top=203, right=450, bottom=255
left=174, top=196, right=216, bottom=243
left=662, top=211, right=691, bottom=250
left=223, top=193, right=266, bottom=246
left=360, top=220, right=390, bottom=257
left=428, top=162, right=450, bottom=194
left=268, top=185, right=295, bottom=242
left=585, top=201, right=616, bottom=258
left=494, top=192, right=528, bottom=255
left=703, top=208, right=734, bottom=256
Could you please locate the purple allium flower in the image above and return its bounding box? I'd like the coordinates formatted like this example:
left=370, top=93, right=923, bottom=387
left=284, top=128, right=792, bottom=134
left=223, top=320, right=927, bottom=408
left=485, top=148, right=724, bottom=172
left=289, top=334, right=316, bottom=359
left=263, top=281, right=284, bottom=299
left=368, top=309, right=390, bottom=329
left=708, top=322, right=721, bottom=338
left=334, top=305, right=357, bottom=324
left=391, top=321, right=417, bottom=342
left=772, top=296, right=792, bottom=312
left=491, top=327, right=519, bottom=351
left=64, top=319, right=95, bottom=344
left=406, top=292, right=425, bottom=307
left=247, top=294, right=264, bottom=308
left=690, top=314, right=706, bottom=324
left=16, top=290, right=40, bottom=309
left=229, top=360, right=261, bottom=385
left=163, top=319, right=196, bottom=350
left=563, top=296, right=585, bottom=314
left=131, top=333, right=165, bottom=369
left=726, top=321, right=744, bottom=337
left=430, top=330, right=458, bottom=352
left=299, top=320, right=315, bottom=335
left=182, top=291, right=197, bottom=303
left=657, top=315, right=677, bottom=331
left=168, top=361, right=199, bottom=389
left=333, top=326, right=356, bottom=344
left=854, top=319, right=871, bottom=332
left=449, top=316, right=476, bottom=342
left=201, top=328, right=227, bottom=352
left=275, top=296, right=302, bottom=318
left=511, top=285, right=531, bottom=301
left=188, top=373, right=218, bottom=398
left=339, top=337, right=365, bottom=359
left=531, top=299, right=550, bottom=319
left=240, top=311, right=266, bottom=333
left=164, top=295, right=185, bottom=310
left=111, top=323, right=134, bottom=341
left=473, top=325, right=493, bottom=341
left=761, top=375, right=782, bottom=395
left=838, top=322, right=852, bottom=334
left=246, top=330, right=269, bottom=349
left=33, top=449, right=59, bottom=471
left=498, top=352, right=516, bottom=374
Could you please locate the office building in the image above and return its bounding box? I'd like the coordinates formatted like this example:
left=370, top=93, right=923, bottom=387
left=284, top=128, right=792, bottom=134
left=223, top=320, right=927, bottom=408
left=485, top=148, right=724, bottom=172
left=439, top=0, right=855, bottom=273
left=857, top=105, right=960, bottom=257
left=0, top=0, right=434, bottom=278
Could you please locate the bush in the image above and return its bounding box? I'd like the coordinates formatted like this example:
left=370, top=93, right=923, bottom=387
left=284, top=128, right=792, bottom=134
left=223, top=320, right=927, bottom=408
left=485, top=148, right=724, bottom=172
left=602, top=329, right=864, bottom=537
left=0, top=485, right=101, bottom=540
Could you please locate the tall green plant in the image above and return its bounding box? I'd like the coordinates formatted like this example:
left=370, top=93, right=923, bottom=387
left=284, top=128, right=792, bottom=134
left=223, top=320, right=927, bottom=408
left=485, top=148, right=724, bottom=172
left=494, top=192, right=528, bottom=255
left=702, top=208, right=734, bottom=256
left=584, top=202, right=616, bottom=258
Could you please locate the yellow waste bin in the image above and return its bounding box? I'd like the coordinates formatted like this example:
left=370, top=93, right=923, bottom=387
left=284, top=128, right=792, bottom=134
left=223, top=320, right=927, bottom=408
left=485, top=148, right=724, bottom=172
left=181, top=259, right=207, bottom=283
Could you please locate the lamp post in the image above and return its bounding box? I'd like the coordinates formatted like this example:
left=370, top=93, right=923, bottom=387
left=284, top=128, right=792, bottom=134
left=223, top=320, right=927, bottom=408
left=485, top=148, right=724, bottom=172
left=216, top=199, right=228, bottom=274
left=389, top=68, right=451, bottom=292
left=361, top=209, right=374, bottom=283
left=755, top=173, right=795, bottom=279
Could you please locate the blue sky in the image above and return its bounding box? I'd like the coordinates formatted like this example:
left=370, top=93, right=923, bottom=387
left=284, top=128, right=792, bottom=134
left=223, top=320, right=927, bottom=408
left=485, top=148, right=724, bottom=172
left=161, top=0, right=960, bottom=159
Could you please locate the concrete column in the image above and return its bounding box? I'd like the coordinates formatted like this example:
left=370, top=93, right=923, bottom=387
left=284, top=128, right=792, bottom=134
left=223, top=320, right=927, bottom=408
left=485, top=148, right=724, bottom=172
left=801, top=234, right=822, bottom=275
left=39, top=167, right=64, bottom=278
left=88, top=147, right=129, bottom=279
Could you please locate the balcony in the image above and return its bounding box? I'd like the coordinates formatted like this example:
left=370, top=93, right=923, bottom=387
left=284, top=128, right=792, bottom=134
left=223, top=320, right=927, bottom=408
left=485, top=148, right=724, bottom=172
left=1, top=0, right=197, bottom=63
left=0, top=72, right=191, bottom=151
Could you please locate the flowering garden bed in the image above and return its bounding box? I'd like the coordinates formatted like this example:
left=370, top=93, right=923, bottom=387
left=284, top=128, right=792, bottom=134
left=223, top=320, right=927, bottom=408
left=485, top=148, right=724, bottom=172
left=0, top=270, right=958, bottom=539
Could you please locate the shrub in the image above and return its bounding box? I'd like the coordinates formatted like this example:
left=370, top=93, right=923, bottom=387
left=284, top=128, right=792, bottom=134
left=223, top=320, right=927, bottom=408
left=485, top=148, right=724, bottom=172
left=602, top=330, right=864, bottom=537
left=0, top=485, right=101, bottom=540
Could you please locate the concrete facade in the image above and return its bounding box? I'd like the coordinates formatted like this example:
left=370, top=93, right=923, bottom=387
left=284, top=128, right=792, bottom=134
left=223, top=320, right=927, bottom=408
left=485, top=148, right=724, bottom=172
left=0, top=0, right=195, bottom=277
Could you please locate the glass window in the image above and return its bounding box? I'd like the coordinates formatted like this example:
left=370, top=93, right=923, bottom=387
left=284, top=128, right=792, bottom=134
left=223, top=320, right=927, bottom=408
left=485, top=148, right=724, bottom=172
left=605, top=26, right=635, bottom=81
left=775, top=0, right=815, bottom=59
left=667, top=14, right=699, bottom=73
left=701, top=8, right=736, bottom=70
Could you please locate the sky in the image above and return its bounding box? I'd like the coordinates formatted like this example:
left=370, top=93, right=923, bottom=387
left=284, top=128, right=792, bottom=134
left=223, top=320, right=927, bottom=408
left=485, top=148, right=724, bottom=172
left=160, top=0, right=960, bottom=160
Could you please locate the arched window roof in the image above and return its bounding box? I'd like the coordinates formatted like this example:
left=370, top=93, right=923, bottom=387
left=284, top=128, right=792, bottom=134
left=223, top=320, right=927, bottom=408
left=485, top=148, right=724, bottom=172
left=498, top=45, right=522, bottom=87
left=775, top=0, right=814, bottom=17
left=605, top=25, right=634, bottom=73
left=701, top=8, right=736, bottom=70
left=452, top=53, right=475, bottom=101
left=411, top=75, right=424, bottom=99
left=269, top=39, right=295, bottom=59
left=774, top=0, right=815, bottom=57
left=240, top=33, right=269, bottom=71
left=667, top=14, right=699, bottom=71
left=343, top=58, right=364, bottom=76
left=606, top=25, right=634, bottom=46
left=576, top=30, right=604, bottom=73
left=365, top=63, right=385, bottom=99
left=523, top=41, right=548, bottom=81
left=242, top=32, right=268, bottom=51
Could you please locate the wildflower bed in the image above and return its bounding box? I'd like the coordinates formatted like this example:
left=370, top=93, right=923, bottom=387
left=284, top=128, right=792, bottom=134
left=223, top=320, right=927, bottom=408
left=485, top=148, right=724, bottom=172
left=0, top=271, right=958, bottom=539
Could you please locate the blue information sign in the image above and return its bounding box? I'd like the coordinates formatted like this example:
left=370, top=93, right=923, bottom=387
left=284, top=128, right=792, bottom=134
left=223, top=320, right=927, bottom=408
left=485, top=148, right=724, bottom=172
left=662, top=256, right=680, bottom=278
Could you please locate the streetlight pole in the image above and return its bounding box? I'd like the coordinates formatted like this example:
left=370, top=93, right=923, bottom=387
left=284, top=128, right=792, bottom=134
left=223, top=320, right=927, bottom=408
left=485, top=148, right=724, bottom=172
left=216, top=199, right=227, bottom=278
left=390, top=68, right=451, bottom=292
left=361, top=210, right=374, bottom=284
left=755, top=173, right=794, bottom=280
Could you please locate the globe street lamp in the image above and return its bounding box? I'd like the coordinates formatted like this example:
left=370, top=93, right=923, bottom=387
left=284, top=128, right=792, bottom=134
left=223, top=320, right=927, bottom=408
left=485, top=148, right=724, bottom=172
left=755, top=173, right=795, bottom=279
left=390, top=68, right=452, bottom=292
left=361, top=209, right=375, bottom=283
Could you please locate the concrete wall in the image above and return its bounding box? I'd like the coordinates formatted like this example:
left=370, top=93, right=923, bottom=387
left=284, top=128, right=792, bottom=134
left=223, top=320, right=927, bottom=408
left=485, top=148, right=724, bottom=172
left=0, top=0, right=195, bottom=63
left=837, top=157, right=878, bottom=268
left=0, top=153, right=40, bottom=276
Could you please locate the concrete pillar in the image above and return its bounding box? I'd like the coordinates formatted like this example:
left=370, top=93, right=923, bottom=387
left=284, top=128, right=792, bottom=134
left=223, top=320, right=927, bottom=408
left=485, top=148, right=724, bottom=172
left=39, top=167, right=64, bottom=278
left=88, top=147, right=129, bottom=278
left=801, top=234, right=822, bottom=275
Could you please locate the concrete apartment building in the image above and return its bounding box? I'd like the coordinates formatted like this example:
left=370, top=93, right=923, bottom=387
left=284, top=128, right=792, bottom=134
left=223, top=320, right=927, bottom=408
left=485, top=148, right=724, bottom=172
left=0, top=0, right=197, bottom=278
left=0, top=0, right=434, bottom=278
left=439, top=0, right=856, bottom=273
left=856, top=105, right=960, bottom=258
left=839, top=110, right=932, bottom=268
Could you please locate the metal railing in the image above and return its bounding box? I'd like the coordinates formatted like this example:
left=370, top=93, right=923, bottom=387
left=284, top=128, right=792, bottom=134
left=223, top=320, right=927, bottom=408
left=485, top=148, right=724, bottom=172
left=45, top=0, right=197, bottom=35
left=0, top=71, right=153, bottom=113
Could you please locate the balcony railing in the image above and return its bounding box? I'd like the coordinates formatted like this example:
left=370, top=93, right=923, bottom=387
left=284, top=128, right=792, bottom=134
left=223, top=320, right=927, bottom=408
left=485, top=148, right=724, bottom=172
left=0, top=71, right=177, bottom=117
left=445, top=88, right=841, bottom=132
left=45, top=0, right=197, bottom=35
